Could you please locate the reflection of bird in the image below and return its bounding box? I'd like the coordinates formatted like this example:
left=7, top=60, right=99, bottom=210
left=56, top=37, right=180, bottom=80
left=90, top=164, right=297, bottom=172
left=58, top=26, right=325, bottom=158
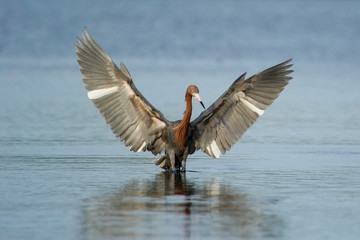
left=76, top=29, right=293, bottom=171
left=82, top=173, right=263, bottom=239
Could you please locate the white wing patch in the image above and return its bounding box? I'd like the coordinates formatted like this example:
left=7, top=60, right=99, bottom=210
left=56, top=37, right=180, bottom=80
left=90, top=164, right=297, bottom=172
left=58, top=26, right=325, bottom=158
left=88, top=86, right=119, bottom=100
left=137, top=142, right=147, bottom=152
left=241, top=98, right=264, bottom=116
left=207, top=140, right=221, bottom=158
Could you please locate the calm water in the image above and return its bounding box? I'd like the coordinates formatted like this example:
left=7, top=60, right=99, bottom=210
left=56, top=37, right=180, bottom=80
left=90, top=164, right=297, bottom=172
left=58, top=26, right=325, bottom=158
left=1, top=1, right=360, bottom=240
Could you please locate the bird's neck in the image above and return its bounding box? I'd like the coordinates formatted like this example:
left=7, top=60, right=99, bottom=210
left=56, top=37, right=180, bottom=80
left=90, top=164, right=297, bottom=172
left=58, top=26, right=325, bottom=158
left=182, top=93, right=193, bottom=126
left=173, top=93, right=192, bottom=148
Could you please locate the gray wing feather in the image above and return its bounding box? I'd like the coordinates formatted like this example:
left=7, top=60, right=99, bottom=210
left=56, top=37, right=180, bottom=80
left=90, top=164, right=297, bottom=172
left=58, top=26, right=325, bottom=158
left=191, top=59, right=293, bottom=158
left=75, top=29, right=168, bottom=155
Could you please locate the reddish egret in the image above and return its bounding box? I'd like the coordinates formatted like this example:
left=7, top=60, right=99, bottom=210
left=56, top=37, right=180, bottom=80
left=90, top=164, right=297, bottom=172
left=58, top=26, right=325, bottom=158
left=76, top=29, right=293, bottom=171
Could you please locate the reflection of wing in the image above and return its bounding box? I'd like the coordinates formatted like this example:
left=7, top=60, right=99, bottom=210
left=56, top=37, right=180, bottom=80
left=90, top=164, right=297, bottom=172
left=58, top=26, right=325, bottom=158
left=191, top=59, right=293, bottom=158
left=82, top=173, right=262, bottom=239
left=75, top=29, right=168, bottom=154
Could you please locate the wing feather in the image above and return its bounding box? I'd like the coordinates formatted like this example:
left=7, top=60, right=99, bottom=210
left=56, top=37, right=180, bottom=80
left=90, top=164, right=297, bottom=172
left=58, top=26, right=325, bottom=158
left=191, top=59, right=293, bottom=158
left=75, top=29, right=168, bottom=155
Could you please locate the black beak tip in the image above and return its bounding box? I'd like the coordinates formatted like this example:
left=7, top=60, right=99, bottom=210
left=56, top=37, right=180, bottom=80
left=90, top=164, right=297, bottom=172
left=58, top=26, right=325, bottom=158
left=200, top=101, right=205, bottom=109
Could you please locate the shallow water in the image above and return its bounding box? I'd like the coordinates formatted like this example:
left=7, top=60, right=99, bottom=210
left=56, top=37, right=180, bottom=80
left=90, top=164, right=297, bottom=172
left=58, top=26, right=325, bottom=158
left=2, top=146, right=360, bottom=240
left=1, top=1, right=360, bottom=240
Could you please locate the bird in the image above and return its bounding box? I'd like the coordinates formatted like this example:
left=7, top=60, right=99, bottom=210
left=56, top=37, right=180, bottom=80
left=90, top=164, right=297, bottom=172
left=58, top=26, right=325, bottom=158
left=75, top=29, right=293, bottom=172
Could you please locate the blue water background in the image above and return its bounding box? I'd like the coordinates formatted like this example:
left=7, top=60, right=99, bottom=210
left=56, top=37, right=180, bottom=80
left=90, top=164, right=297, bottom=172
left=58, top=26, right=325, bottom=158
left=1, top=1, right=360, bottom=240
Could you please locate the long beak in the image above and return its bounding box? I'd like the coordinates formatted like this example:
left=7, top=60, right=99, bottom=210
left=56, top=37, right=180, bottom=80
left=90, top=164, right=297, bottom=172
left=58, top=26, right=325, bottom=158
left=193, top=93, right=205, bottom=109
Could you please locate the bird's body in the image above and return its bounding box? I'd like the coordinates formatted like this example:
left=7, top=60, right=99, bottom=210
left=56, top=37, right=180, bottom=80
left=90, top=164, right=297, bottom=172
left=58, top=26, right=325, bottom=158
left=76, top=29, right=293, bottom=171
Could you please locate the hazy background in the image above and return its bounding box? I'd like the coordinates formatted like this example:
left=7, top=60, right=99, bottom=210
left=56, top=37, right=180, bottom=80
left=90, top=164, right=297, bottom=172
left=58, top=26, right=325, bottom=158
left=1, top=1, right=360, bottom=240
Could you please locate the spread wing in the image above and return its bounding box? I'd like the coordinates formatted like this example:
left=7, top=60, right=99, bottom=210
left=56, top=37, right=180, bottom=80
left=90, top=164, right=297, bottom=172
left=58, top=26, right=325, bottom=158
left=191, top=59, right=293, bottom=158
left=75, top=29, right=168, bottom=154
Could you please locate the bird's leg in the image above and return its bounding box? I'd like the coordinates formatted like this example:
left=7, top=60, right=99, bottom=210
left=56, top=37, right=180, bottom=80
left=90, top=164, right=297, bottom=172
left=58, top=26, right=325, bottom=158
left=169, top=150, right=177, bottom=172
left=181, top=147, right=189, bottom=172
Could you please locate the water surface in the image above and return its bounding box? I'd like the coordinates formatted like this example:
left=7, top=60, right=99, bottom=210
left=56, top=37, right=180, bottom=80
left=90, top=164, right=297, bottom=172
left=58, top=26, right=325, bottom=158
left=1, top=1, right=360, bottom=239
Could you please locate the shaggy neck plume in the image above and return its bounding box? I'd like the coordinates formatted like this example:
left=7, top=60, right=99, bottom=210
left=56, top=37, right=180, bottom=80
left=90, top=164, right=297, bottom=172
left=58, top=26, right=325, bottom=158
left=173, top=92, right=193, bottom=148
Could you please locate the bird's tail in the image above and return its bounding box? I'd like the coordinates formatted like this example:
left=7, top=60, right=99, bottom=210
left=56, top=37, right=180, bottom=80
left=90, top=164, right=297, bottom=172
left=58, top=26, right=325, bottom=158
left=152, top=155, right=171, bottom=170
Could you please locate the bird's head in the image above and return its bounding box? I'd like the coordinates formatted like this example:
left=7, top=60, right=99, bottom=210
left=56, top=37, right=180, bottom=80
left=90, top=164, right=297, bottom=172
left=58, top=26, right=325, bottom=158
left=187, top=85, right=205, bottom=109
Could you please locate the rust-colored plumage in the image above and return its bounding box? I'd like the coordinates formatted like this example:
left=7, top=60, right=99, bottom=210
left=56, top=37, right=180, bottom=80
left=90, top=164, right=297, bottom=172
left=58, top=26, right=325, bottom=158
left=75, top=29, right=293, bottom=172
left=173, top=85, right=202, bottom=149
